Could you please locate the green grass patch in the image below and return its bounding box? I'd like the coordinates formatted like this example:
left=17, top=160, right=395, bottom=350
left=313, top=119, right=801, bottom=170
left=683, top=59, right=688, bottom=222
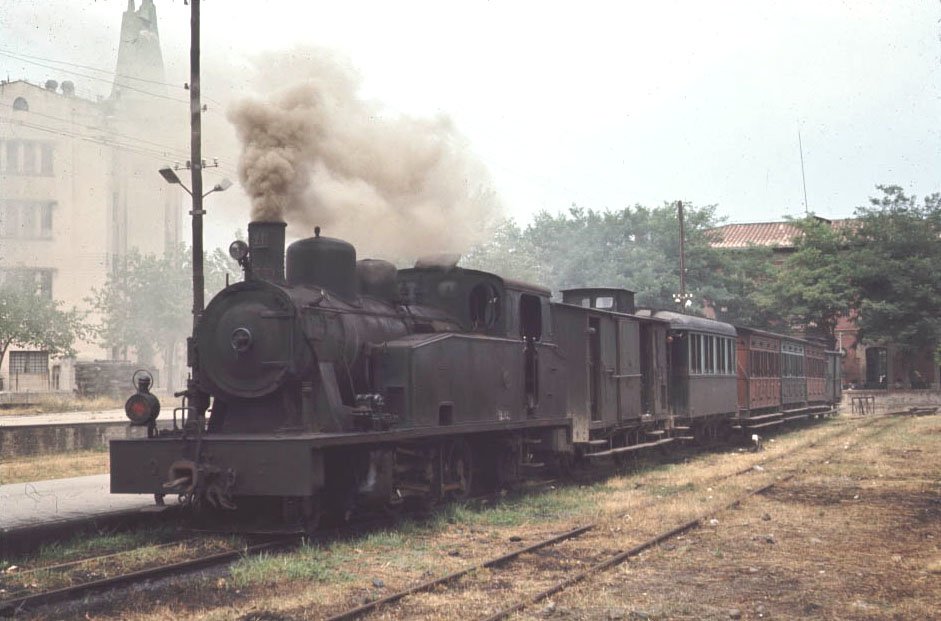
left=1, top=526, right=182, bottom=569
left=230, top=543, right=353, bottom=587
left=435, top=483, right=605, bottom=528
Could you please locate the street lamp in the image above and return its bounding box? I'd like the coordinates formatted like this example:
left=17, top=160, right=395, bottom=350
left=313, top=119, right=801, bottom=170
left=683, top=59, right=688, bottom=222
left=158, top=166, right=232, bottom=198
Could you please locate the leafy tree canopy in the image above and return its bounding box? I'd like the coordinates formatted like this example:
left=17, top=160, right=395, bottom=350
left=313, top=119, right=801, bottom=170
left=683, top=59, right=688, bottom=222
left=758, top=215, right=855, bottom=345
left=849, top=185, right=941, bottom=356
left=464, top=203, right=775, bottom=326
left=0, top=275, right=87, bottom=370
left=87, top=245, right=239, bottom=366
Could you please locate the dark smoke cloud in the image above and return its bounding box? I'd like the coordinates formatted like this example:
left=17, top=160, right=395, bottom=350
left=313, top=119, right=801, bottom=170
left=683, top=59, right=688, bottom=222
left=227, top=48, right=502, bottom=258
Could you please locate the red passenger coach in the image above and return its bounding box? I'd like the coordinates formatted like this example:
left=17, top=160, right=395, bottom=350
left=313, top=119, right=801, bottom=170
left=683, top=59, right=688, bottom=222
left=805, top=343, right=827, bottom=404
left=735, top=327, right=782, bottom=423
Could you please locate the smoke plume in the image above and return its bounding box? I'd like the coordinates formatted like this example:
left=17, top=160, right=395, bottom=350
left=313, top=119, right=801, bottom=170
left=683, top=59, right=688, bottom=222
left=227, top=48, right=501, bottom=258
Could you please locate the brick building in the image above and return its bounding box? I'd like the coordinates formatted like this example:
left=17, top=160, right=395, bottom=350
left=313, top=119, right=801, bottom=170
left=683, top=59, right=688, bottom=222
left=710, top=218, right=939, bottom=389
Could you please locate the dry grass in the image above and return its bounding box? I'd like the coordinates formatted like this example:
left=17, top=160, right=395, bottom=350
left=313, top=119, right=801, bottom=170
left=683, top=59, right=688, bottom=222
left=0, top=532, right=240, bottom=599
left=0, top=448, right=109, bottom=485
left=67, top=415, right=941, bottom=620
left=0, top=395, right=123, bottom=417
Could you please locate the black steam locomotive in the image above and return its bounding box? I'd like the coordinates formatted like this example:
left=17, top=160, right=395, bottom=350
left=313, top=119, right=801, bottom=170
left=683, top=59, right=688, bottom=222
left=111, top=221, right=841, bottom=530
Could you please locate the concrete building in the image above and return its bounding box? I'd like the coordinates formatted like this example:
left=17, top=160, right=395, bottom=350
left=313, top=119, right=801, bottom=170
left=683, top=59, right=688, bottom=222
left=0, top=0, right=182, bottom=393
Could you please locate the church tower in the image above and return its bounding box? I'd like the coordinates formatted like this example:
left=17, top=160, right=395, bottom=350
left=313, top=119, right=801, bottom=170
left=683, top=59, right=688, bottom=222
left=111, top=0, right=167, bottom=103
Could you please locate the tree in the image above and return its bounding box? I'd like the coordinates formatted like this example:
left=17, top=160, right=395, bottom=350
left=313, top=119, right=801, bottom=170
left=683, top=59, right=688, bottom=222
left=0, top=278, right=87, bottom=374
left=848, top=186, right=941, bottom=364
left=758, top=216, right=855, bottom=346
left=464, top=202, right=773, bottom=324
left=87, top=245, right=240, bottom=389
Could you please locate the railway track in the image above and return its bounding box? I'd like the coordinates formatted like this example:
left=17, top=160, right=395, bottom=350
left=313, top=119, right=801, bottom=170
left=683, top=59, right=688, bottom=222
left=324, top=414, right=901, bottom=620
left=0, top=537, right=294, bottom=617
left=0, top=413, right=898, bottom=618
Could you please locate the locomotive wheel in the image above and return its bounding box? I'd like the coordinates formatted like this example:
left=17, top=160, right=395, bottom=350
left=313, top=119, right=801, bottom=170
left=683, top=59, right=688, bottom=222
left=283, top=494, right=323, bottom=536
left=441, top=440, right=474, bottom=500
left=301, top=494, right=323, bottom=536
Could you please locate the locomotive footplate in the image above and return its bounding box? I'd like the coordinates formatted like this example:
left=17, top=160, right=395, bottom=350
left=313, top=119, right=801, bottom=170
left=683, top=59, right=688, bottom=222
left=110, top=437, right=324, bottom=497
left=110, top=419, right=569, bottom=497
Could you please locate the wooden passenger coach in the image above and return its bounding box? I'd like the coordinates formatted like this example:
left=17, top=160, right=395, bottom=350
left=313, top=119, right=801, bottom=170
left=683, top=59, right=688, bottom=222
left=554, top=289, right=672, bottom=457
left=735, top=327, right=782, bottom=416
left=805, top=343, right=827, bottom=404
left=780, top=337, right=808, bottom=410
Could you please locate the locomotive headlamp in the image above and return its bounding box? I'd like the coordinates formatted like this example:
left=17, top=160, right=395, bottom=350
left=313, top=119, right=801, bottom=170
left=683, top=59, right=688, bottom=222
left=125, top=371, right=160, bottom=426
left=229, top=239, right=249, bottom=262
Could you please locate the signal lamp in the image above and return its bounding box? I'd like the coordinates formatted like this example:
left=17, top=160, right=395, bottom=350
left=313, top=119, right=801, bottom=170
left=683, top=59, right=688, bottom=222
left=125, top=392, right=160, bottom=426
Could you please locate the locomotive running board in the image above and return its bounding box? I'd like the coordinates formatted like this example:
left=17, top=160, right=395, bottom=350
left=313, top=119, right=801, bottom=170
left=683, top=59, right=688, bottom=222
left=584, top=437, right=674, bottom=458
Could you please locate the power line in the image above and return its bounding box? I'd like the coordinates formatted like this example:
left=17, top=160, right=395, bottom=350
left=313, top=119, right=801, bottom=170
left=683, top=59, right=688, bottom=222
left=1, top=115, right=201, bottom=165
left=0, top=100, right=192, bottom=162
left=1, top=47, right=180, bottom=90
left=0, top=47, right=226, bottom=107
left=0, top=49, right=190, bottom=105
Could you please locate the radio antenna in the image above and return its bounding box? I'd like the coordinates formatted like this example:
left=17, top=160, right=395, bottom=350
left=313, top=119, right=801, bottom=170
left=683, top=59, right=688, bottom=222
left=798, top=128, right=809, bottom=215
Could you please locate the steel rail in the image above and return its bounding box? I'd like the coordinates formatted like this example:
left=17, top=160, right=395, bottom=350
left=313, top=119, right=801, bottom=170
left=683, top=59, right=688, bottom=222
left=322, top=414, right=888, bottom=621
left=323, top=525, right=595, bottom=621
left=4, top=536, right=204, bottom=580
left=479, top=415, right=902, bottom=621
left=0, top=538, right=294, bottom=617
left=478, top=479, right=786, bottom=621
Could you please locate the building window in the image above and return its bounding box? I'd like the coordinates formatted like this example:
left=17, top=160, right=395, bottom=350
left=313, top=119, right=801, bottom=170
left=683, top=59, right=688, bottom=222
left=23, top=141, right=36, bottom=174
left=0, top=268, right=55, bottom=299
left=9, top=351, right=49, bottom=375
left=12, top=97, right=29, bottom=111
left=0, top=201, right=55, bottom=239
left=6, top=141, right=19, bottom=173
left=40, top=143, right=54, bottom=175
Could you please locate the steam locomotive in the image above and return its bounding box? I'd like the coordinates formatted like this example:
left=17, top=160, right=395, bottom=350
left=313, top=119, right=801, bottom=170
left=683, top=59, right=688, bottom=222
left=111, top=221, right=841, bottom=530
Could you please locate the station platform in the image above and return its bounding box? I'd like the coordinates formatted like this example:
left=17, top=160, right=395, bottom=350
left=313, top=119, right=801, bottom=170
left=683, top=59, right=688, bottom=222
left=0, top=409, right=126, bottom=428
left=0, top=474, right=161, bottom=533
left=0, top=410, right=172, bottom=458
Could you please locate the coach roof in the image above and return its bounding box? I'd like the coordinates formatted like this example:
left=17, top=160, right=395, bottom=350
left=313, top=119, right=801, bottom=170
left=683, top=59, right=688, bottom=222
left=636, top=310, right=737, bottom=337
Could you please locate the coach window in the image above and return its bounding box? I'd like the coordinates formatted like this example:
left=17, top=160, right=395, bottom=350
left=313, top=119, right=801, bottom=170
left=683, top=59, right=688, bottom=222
left=703, top=336, right=716, bottom=373
left=595, top=296, right=614, bottom=309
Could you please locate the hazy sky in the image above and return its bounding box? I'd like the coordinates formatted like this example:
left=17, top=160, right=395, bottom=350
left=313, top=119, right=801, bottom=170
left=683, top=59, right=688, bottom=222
left=2, top=0, right=939, bottom=244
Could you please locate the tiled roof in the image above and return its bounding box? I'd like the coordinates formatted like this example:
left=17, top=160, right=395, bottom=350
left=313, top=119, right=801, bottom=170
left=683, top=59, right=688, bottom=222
left=709, top=218, right=855, bottom=249
left=709, top=222, right=802, bottom=249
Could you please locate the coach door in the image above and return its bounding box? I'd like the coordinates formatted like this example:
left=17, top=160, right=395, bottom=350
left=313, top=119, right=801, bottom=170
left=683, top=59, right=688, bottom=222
left=616, top=319, right=641, bottom=422
left=600, top=317, right=619, bottom=425
left=519, top=294, right=542, bottom=417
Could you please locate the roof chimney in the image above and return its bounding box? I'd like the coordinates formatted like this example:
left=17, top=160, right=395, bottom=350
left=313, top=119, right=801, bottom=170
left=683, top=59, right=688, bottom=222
left=60, top=81, right=75, bottom=97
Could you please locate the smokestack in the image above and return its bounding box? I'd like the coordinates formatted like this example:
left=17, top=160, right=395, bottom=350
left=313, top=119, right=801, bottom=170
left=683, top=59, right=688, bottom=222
left=248, top=221, right=286, bottom=282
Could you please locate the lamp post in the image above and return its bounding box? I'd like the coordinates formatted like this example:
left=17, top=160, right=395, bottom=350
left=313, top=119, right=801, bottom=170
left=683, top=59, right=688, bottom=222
left=159, top=167, right=231, bottom=198
left=158, top=166, right=230, bottom=399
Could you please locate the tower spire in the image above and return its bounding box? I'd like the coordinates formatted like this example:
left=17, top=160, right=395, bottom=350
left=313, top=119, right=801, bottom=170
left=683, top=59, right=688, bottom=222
left=111, top=0, right=166, bottom=103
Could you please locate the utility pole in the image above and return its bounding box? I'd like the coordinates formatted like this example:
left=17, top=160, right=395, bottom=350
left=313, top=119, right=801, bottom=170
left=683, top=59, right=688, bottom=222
left=186, top=0, right=208, bottom=416
left=189, top=0, right=205, bottom=326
